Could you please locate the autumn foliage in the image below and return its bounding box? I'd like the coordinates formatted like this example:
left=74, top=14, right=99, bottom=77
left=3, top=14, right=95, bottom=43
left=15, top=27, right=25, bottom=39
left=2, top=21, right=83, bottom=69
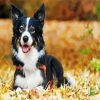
left=0, top=0, right=98, bottom=20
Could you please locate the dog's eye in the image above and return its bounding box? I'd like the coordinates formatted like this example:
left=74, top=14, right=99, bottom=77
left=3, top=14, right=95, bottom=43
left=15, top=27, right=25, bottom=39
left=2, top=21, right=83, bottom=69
left=19, top=25, right=25, bottom=33
left=29, top=26, right=35, bottom=34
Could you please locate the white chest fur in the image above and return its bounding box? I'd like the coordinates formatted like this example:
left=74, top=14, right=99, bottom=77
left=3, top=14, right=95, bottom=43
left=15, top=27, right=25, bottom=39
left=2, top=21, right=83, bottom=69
left=15, top=47, right=43, bottom=90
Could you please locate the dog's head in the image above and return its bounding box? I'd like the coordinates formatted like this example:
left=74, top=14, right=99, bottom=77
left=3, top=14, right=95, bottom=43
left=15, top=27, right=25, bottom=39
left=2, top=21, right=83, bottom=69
left=11, top=4, right=45, bottom=53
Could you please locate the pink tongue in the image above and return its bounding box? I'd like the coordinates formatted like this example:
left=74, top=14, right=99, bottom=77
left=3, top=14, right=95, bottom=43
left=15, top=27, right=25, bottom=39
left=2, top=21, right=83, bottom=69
left=22, top=45, right=30, bottom=53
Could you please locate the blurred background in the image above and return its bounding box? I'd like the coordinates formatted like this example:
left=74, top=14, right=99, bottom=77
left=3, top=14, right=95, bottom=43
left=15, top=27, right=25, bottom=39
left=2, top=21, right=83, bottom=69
left=0, top=0, right=100, bottom=70
left=0, top=0, right=100, bottom=20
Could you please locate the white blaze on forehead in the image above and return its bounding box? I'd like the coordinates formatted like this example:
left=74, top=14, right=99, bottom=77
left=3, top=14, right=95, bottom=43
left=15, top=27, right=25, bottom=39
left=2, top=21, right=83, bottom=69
left=25, top=17, right=30, bottom=31
left=20, top=17, right=33, bottom=46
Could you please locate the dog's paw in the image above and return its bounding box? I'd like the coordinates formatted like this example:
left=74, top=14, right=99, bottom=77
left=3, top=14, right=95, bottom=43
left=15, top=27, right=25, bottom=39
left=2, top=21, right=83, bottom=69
left=15, top=75, right=27, bottom=89
left=16, top=87, right=22, bottom=92
left=36, top=86, right=44, bottom=92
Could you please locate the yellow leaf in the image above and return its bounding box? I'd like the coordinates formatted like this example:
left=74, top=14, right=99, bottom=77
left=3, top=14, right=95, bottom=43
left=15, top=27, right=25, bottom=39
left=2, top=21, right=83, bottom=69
left=0, top=93, right=3, bottom=100
left=1, top=85, right=8, bottom=94
left=13, top=97, right=19, bottom=100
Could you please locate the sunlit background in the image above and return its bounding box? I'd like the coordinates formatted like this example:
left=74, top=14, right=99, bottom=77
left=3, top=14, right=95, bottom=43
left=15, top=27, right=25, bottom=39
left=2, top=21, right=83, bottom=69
left=0, top=0, right=100, bottom=99
left=0, top=0, right=100, bottom=67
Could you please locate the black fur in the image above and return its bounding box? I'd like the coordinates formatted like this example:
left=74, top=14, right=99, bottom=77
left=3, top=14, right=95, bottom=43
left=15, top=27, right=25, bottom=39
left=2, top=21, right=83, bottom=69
left=11, top=35, right=24, bottom=66
left=37, top=55, right=65, bottom=88
left=11, top=4, right=69, bottom=90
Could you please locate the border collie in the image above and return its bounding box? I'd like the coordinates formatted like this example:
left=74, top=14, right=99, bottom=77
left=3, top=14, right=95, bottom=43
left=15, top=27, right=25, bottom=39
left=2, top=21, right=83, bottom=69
left=11, top=4, right=75, bottom=90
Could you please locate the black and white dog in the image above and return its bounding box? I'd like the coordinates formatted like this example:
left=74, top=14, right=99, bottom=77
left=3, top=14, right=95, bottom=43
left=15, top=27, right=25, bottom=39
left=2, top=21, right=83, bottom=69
left=11, top=4, right=75, bottom=90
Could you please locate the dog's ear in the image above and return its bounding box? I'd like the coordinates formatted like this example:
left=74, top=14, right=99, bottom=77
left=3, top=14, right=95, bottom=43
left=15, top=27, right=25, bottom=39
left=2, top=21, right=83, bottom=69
left=34, top=4, right=45, bottom=23
left=11, top=4, right=24, bottom=22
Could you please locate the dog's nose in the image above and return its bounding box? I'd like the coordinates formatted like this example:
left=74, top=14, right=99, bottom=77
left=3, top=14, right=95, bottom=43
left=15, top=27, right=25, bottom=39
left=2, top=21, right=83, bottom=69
left=23, top=36, right=28, bottom=43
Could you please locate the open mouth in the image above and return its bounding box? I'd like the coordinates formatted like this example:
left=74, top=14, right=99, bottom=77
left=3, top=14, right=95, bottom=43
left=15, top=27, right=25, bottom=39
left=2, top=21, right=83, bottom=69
left=21, top=44, right=31, bottom=53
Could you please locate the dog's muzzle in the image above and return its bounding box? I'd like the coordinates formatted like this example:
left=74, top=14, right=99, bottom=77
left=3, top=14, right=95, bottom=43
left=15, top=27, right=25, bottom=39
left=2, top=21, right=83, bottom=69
left=20, top=32, right=33, bottom=53
left=20, top=35, right=31, bottom=53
